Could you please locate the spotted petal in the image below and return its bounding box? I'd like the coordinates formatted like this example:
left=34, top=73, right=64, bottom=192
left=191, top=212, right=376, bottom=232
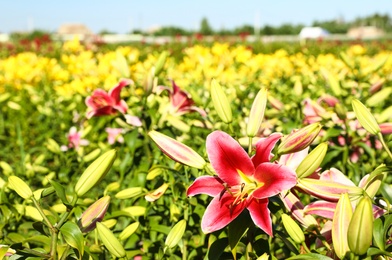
left=207, top=131, right=254, bottom=186
left=252, top=163, right=297, bottom=199
left=201, top=192, right=247, bottom=234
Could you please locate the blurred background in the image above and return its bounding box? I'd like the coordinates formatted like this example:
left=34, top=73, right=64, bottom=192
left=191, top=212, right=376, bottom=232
left=1, top=0, right=392, bottom=44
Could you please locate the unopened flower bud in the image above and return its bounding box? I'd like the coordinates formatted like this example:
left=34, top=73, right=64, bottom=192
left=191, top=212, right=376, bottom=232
left=96, top=222, right=126, bottom=258
left=149, top=131, right=206, bottom=169
left=210, top=79, right=232, bottom=124
left=8, top=176, right=33, bottom=199
left=119, top=222, right=140, bottom=241
left=332, top=193, right=352, bottom=259
left=246, top=87, right=268, bottom=137
left=380, top=122, right=392, bottom=135
left=277, top=123, right=322, bottom=155
left=281, top=213, right=305, bottom=244
left=75, top=150, right=116, bottom=197
left=352, top=99, right=380, bottom=135
left=78, top=196, right=110, bottom=233
left=165, top=219, right=187, bottom=250
left=347, top=196, right=374, bottom=256
left=296, top=142, right=328, bottom=178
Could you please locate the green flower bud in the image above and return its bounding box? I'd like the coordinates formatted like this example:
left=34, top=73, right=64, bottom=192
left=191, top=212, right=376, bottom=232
left=75, top=149, right=116, bottom=197
left=246, top=87, right=268, bottom=137
left=281, top=213, right=305, bottom=244
left=78, top=196, right=110, bottom=233
left=352, top=99, right=380, bottom=135
left=165, top=219, right=187, bottom=249
left=277, top=123, right=322, bottom=155
left=115, top=187, right=144, bottom=199
left=332, top=193, right=352, bottom=259
left=96, top=222, right=126, bottom=258
left=347, top=196, right=374, bottom=256
left=8, top=176, right=33, bottom=199
left=210, top=79, right=232, bottom=124
left=296, top=142, right=328, bottom=178
left=119, top=222, right=140, bottom=241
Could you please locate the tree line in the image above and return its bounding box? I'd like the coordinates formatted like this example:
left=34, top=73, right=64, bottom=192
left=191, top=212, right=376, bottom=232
left=132, top=13, right=392, bottom=36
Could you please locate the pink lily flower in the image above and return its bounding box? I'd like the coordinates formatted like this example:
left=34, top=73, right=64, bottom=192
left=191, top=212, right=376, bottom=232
left=187, top=131, right=297, bottom=235
left=105, top=128, right=125, bottom=145
left=85, top=79, right=132, bottom=119
left=156, top=80, right=206, bottom=117
left=64, top=126, right=89, bottom=150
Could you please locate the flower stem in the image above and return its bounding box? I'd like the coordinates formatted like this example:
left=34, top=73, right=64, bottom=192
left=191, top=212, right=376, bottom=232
left=301, top=241, right=311, bottom=254
left=32, top=197, right=58, bottom=259
left=378, top=133, right=392, bottom=160
left=248, top=137, right=253, bottom=155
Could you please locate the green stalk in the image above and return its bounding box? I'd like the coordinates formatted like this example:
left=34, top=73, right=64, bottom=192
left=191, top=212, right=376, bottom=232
left=378, top=133, right=392, bottom=161
left=248, top=137, right=253, bottom=155
left=31, top=197, right=57, bottom=259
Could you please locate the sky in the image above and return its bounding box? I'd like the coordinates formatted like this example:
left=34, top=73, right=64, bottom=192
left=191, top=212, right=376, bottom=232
left=1, top=0, right=391, bottom=34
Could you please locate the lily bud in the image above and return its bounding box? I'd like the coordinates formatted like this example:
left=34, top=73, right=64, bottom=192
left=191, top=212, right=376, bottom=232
left=8, top=176, right=33, bottom=199
left=352, top=99, right=380, bottom=135
left=165, top=219, right=187, bottom=250
left=149, top=131, right=206, bottom=169
left=277, top=123, right=322, bottom=155
left=296, top=142, right=328, bottom=178
left=119, top=222, right=140, bottom=241
left=281, top=213, right=305, bottom=244
left=332, top=193, right=352, bottom=259
left=347, top=196, right=374, bottom=256
left=145, top=183, right=169, bottom=202
left=115, top=187, right=144, bottom=199
left=210, top=79, right=232, bottom=124
left=380, top=122, right=392, bottom=135
left=297, top=178, right=363, bottom=202
left=75, top=149, right=116, bottom=197
left=96, top=222, right=126, bottom=258
left=246, top=87, right=268, bottom=137
left=154, top=51, right=168, bottom=76
left=78, top=196, right=110, bottom=233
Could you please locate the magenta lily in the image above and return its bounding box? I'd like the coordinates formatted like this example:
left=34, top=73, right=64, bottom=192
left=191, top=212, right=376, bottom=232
left=187, top=131, right=297, bottom=235
left=157, top=80, right=206, bottom=117
left=85, top=79, right=132, bottom=118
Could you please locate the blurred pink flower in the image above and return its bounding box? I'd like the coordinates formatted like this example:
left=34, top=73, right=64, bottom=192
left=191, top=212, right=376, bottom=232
left=63, top=126, right=89, bottom=151
left=124, top=114, right=143, bottom=127
left=105, top=128, right=125, bottom=145
left=85, top=79, right=132, bottom=118
left=157, top=80, right=206, bottom=117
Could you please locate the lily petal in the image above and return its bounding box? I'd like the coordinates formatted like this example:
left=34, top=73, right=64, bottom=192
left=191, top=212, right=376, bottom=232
left=320, top=168, right=356, bottom=187
left=247, top=198, right=272, bottom=236
left=109, top=79, right=132, bottom=103
left=252, top=163, right=297, bottom=199
left=251, top=133, right=282, bottom=167
left=85, top=89, right=113, bottom=109
left=207, top=131, right=254, bottom=186
left=279, top=147, right=309, bottom=171
left=201, top=192, right=247, bottom=234
left=304, top=200, right=337, bottom=219
left=187, top=176, right=224, bottom=197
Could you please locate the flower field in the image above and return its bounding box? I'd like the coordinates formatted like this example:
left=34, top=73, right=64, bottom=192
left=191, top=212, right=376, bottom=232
left=1, top=37, right=392, bottom=259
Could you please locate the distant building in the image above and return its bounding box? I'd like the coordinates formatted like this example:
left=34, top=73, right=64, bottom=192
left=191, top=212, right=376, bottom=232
left=347, top=26, right=385, bottom=39
left=57, top=23, right=94, bottom=41
left=299, top=27, right=330, bottom=39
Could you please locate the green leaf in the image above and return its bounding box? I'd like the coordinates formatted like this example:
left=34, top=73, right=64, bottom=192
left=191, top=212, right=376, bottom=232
left=228, top=211, right=251, bottom=259
left=49, top=180, right=70, bottom=207
left=287, top=253, right=333, bottom=260
left=60, top=222, right=85, bottom=258
left=373, top=217, right=385, bottom=251
left=207, top=238, right=229, bottom=260
left=165, top=219, right=186, bottom=249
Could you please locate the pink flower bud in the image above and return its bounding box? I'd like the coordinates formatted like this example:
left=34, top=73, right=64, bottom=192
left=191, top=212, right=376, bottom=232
left=277, top=123, right=322, bottom=155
